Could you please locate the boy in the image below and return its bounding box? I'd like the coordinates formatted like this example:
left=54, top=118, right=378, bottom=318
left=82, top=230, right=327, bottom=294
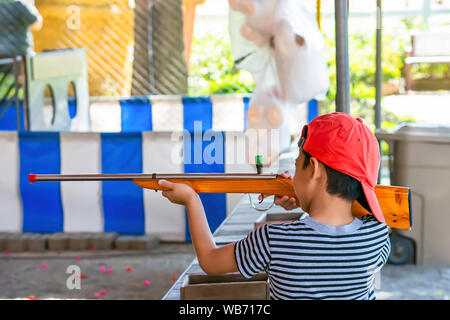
left=158, top=112, right=391, bottom=300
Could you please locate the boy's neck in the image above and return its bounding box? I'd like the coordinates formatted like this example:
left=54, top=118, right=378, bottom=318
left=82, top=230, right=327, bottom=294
left=307, top=192, right=354, bottom=227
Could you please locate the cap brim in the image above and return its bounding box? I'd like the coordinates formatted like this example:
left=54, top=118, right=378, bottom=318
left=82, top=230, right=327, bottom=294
left=359, top=182, right=385, bottom=223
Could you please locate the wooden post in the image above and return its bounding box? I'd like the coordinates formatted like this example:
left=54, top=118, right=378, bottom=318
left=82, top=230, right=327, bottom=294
left=182, top=0, right=205, bottom=71
left=316, top=0, right=321, bottom=30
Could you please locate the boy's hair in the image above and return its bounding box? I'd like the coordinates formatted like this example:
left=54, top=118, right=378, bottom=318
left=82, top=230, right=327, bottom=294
left=301, top=127, right=363, bottom=202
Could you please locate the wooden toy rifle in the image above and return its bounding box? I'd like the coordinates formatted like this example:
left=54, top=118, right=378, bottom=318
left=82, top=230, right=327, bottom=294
left=29, top=166, right=412, bottom=230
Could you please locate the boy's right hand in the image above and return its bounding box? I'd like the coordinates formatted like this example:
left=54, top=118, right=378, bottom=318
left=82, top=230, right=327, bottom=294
left=158, top=179, right=199, bottom=206
left=258, top=171, right=298, bottom=211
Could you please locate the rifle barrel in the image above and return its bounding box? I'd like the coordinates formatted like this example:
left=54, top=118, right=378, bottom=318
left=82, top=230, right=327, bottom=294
left=29, top=173, right=278, bottom=182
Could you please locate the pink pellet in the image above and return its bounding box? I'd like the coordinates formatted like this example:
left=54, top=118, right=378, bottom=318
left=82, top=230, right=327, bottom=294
left=94, top=293, right=100, bottom=298
left=42, top=264, right=48, bottom=269
left=143, top=280, right=150, bottom=286
left=99, top=266, right=106, bottom=272
left=76, top=256, right=81, bottom=261
left=107, top=269, right=113, bottom=274
left=100, top=289, right=107, bottom=295
left=4, top=251, right=10, bottom=256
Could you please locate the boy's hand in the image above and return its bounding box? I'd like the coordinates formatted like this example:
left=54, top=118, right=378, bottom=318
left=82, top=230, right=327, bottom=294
left=258, top=171, right=298, bottom=210
left=158, top=179, right=198, bottom=206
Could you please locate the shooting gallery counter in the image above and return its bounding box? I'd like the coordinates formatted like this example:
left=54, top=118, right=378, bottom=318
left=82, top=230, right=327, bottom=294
left=162, top=148, right=301, bottom=300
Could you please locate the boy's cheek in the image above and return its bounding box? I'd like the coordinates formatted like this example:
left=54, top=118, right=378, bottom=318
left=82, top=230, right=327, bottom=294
left=293, top=172, right=309, bottom=203
left=292, top=172, right=302, bottom=197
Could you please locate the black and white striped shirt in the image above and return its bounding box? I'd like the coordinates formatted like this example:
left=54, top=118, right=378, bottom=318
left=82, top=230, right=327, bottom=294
left=234, top=214, right=391, bottom=300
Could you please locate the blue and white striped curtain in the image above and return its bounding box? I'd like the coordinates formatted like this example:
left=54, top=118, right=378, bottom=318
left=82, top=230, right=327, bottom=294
left=0, top=95, right=316, bottom=242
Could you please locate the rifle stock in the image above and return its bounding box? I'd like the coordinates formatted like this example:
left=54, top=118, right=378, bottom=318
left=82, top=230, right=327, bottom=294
left=29, top=173, right=411, bottom=230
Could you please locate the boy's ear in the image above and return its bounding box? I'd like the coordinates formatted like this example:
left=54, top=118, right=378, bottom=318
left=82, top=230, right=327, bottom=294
left=309, top=156, right=324, bottom=180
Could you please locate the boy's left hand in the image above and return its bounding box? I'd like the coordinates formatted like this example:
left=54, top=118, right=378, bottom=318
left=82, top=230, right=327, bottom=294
left=258, top=171, right=298, bottom=210
left=158, top=179, right=198, bottom=206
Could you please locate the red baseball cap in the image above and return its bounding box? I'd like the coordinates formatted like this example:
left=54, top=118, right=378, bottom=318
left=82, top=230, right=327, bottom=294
left=300, top=112, right=385, bottom=223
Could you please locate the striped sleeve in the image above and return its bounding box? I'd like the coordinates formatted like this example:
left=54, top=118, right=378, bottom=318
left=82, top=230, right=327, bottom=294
left=234, top=224, right=271, bottom=278
left=364, top=215, right=391, bottom=267
left=378, top=225, right=391, bottom=266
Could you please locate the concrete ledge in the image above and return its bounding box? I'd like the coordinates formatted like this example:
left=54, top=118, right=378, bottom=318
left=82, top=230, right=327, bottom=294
left=67, top=233, right=90, bottom=251
left=24, top=233, right=48, bottom=252
left=48, top=233, right=69, bottom=251
left=89, top=232, right=118, bottom=250
left=0, top=234, right=7, bottom=251
left=6, top=234, right=26, bottom=252
left=130, top=235, right=160, bottom=251
left=0, top=233, right=160, bottom=252
left=114, top=236, right=132, bottom=250
left=114, top=235, right=160, bottom=250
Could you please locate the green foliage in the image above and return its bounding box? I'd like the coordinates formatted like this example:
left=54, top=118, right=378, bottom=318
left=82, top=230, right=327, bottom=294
left=379, top=111, right=416, bottom=155
left=188, top=33, right=254, bottom=95
left=0, top=71, right=24, bottom=100
left=401, top=16, right=450, bottom=80
left=321, top=32, right=407, bottom=122
left=188, top=28, right=433, bottom=149
left=188, top=17, right=450, bottom=160
left=412, top=63, right=449, bottom=79
left=316, top=30, right=419, bottom=156
left=188, top=31, right=417, bottom=157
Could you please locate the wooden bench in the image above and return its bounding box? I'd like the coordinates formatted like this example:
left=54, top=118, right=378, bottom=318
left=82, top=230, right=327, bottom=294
left=405, top=31, right=450, bottom=91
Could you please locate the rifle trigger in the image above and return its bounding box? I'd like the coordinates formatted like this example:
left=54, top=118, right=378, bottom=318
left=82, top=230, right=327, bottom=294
left=258, top=193, right=264, bottom=204
left=248, top=194, right=275, bottom=212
